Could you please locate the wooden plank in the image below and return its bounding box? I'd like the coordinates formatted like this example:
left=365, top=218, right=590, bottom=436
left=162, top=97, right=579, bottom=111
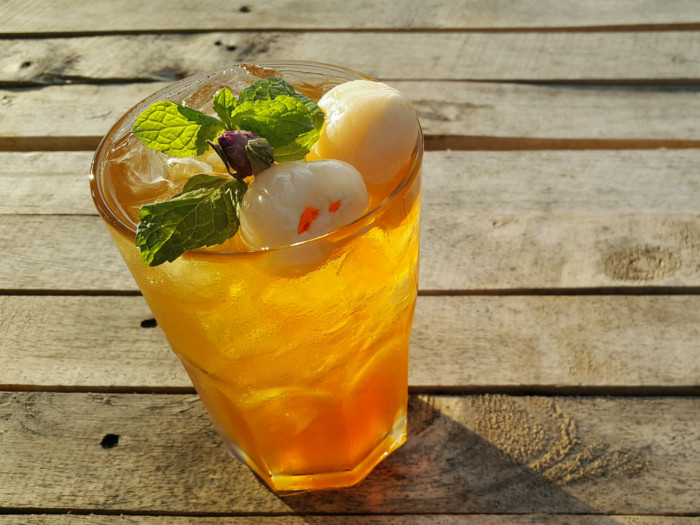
left=0, top=295, right=182, bottom=389
left=1, top=0, right=698, bottom=33
left=3, top=149, right=700, bottom=291
left=7, top=210, right=695, bottom=292
left=2, top=82, right=700, bottom=153
left=0, top=393, right=697, bottom=514
left=420, top=213, right=700, bottom=291
left=6, top=149, right=700, bottom=216
left=2, top=294, right=699, bottom=391
left=2, top=32, right=700, bottom=86
left=1, top=516, right=698, bottom=525
left=0, top=151, right=94, bottom=214
left=0, top=215, right=129, bottom=291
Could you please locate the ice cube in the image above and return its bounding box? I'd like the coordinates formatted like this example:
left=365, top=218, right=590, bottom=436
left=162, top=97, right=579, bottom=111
left=179, top=66, right=259, bottom=113
left=109, top=135, right=168, bottom=186
left=106, top=135, right=229, bottom=222
left=158, top=151, right=225, bottom=188
left=239, top=159, right=370, bottom=250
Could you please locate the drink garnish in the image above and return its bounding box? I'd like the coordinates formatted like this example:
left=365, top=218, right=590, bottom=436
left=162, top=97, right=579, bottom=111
left=135, top=175, right=247, bottom=266
left=130, top=77, right=325, bottom=265
left=214, top=131, right=270, bottom=178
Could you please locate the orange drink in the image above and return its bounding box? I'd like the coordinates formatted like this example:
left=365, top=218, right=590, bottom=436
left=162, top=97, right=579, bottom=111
left=90, top=62, right=422, bottom=492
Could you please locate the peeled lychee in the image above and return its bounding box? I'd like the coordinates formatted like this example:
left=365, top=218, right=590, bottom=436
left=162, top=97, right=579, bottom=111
left=308, top=80, right=420, bottom=185
left=240, top=159, right=369, bottom=249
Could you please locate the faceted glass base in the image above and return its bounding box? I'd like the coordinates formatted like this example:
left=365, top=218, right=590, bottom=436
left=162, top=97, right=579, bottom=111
left=223, top=415, right=407, bottom=493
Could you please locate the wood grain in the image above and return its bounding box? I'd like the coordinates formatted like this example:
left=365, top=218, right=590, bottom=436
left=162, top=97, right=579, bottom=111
left=4, top=149, right=700, bottom=291
left=2, top=31, right=700, bottom=85
left=4, top=213, right=700, bottom=291
left=2, top=294, right=700, bottom=391
left=1, top=0, right=697, bottom=521
left=2, top=82, right=700, bottom=153
left=0, top=151, right=95, bottom=214
left=0, top=392, right=697, bottom=514
left=6, top=150, right=700, bottom=215
left=1, top=0, right=698, bottom=33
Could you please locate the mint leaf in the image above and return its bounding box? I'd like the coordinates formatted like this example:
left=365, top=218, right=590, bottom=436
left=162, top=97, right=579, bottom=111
left=230, top=96, right=315, bottom=147
left=238, top=77, right=297, bottom=102
left=213, top=88, right=238, bottom=130
left=269, top=91, right=324, bottom=161
left=135, top=175, right=247, bottom=266
left=132, top=101, right=224, bottom=157
left=236, top=78, right=325, bottom=159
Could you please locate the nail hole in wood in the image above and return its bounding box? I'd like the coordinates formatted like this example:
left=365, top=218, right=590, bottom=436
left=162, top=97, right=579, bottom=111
left=226, top=45, right=237, bottom=51
left=240, top=6, right=251, bottom=12
left=101, top=434, right=119, bottom=449
left=141, top=318, right=157, bottom=328
left=214, top=40, right=222, bottom=46
left=21, top=61, right=32, bottom=68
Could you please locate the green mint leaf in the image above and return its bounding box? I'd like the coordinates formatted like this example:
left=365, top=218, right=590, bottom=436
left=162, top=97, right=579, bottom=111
left=213, top=88, right=238, bottom=130
left=236, top=78, right=325, bottom=160
left=269, top=91, right=324, bottom=161
left=238, top=77, right=297, bottom=102
left=239, top=78, right=324, bottom=129
left=230, top=95, right=314, bottom=148
left=135, top=175, right=247, bottom=266
left=132, top=101, right=224, bottom=158
left=293, top=91, right=325, bottom=129
left=271, top=125, right=322, bottom=162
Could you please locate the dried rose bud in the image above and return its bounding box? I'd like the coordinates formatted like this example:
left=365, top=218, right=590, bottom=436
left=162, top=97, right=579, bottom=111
left=217, top=130, right=260, bottom=177
left=245, top=138, right=275, bottom=175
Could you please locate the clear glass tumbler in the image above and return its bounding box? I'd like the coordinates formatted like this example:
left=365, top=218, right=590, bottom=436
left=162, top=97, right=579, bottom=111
left=90, top=62, right=422, bottom=492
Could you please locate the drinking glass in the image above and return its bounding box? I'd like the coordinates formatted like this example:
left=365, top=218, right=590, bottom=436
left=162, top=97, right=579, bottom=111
left=90, top=62, right=422, bottom=492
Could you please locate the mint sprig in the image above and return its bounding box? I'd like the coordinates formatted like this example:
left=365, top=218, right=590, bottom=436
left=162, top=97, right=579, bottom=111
left=135, top=175, right=247, bottom=266
left=132, top=101, right=225, bottom=157
left=229, top=96, right=315, bottom=147
left=130, top=77, right=325, bottom=265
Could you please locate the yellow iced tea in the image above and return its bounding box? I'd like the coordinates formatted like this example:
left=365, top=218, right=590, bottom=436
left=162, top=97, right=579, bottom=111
left=91, top=63, right=422, bottom=492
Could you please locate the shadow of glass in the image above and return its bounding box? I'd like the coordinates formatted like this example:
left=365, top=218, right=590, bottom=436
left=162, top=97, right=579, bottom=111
left=277, top=395, right=627, bottom=523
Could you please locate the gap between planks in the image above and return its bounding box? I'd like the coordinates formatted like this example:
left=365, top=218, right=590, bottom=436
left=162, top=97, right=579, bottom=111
left=2, top=384, right=700, bottom=397
left=4, top=136, right=700, bottom=153
left=4, top=23, right=700, bottom=38
left=0, top=513, right=699, bottom=523
left=4, top=287, right=700, bottom=296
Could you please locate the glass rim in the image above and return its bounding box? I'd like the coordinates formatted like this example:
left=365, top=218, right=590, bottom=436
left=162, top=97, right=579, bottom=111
left=89, top=60, right=424, bottom=257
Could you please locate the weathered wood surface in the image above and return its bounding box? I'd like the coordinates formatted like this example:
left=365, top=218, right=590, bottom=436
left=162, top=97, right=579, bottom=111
left=3, top=149, right=700, bottom=291
left=3, top=82, right=699, bottom=153
left=0, top=393, right=697, bottom=514
left=3, top=32, right=700, bottom=85
left=1, top=517, right=698, bottom=525
left=2, top=0, right=698, bottom=33
left=0, top=296, right=700, bottom=392
left=6, top=149, right=700, bottom=215
left=0, top=151, right=94, bottom=214
left=2, top=294, right=700, bottom=391
left=1, top=0, right=698, bottom=520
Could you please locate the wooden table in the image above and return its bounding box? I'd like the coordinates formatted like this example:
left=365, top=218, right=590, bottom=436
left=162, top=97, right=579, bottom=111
left=2, top=1, right=699, bottom=523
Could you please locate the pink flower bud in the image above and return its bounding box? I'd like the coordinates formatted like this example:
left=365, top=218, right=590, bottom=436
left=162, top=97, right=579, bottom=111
left=217, top=130, right=261, bottom=177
